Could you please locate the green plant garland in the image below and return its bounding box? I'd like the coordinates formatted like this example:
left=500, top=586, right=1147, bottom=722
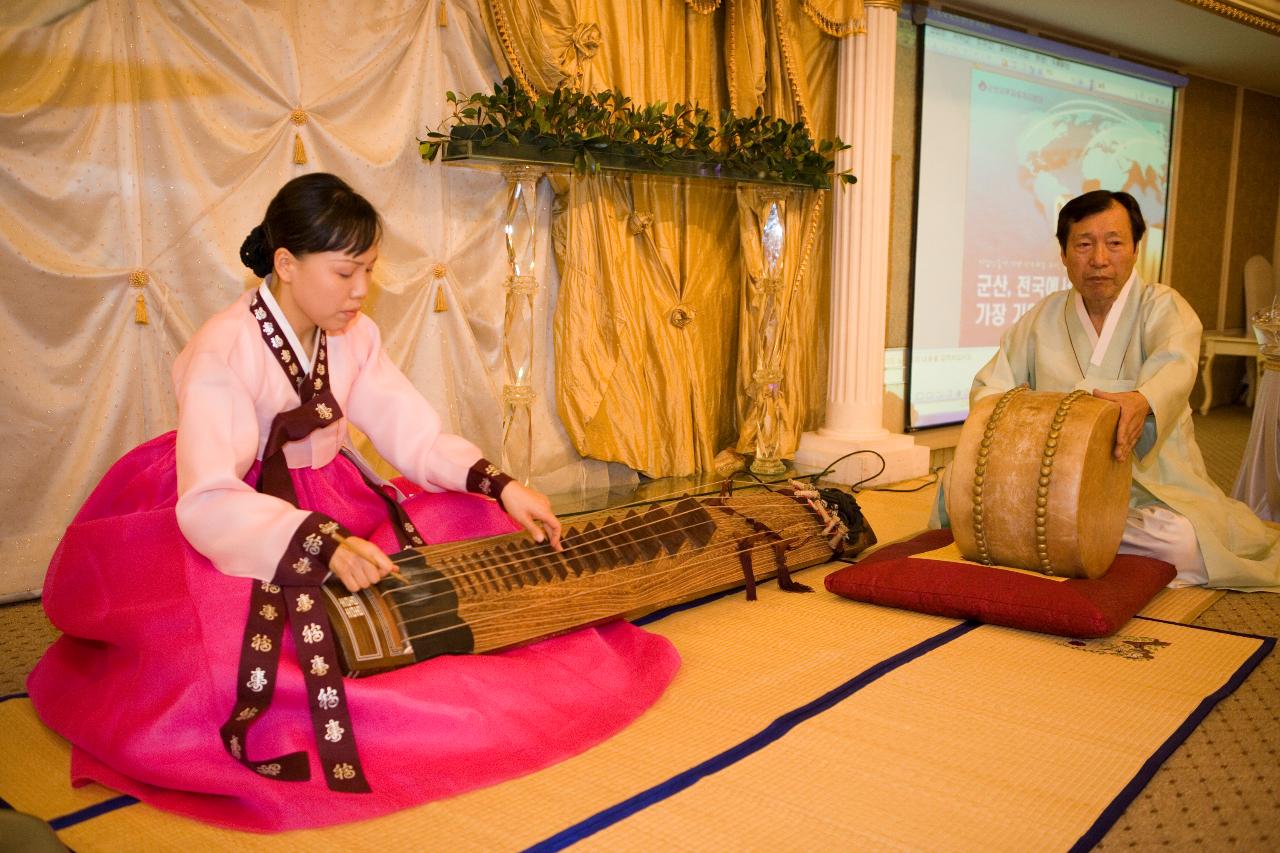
left=419, top=77, right=855, bottom=189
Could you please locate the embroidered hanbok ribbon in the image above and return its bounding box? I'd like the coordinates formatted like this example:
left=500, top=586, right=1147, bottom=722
left=466, top=460, right=514, bottom=510
left=219, top=292, right=368, bottom=792
left=220, top=291, right=518, bottom=793
left=219, top=513, right=366, bottom=792
left=347, top=456, right=513, bottom=552
left=344, top=458, right=426, bottom=549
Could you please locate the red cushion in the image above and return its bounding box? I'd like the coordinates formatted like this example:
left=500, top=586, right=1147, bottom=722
left=824, top=529, right=1176, bottom=638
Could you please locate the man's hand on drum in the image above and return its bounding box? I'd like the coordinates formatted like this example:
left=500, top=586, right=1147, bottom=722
left=330, top=536, right=397, bottom=592
left=1092, top=389, right=1151, bottom=463
left=500, top=481, right=564, bottom=551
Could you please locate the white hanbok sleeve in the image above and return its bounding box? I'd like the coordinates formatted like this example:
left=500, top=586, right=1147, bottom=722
left=971, top=301, right=1042, bottom=404
left=1134, top=287, right=1202, bottom=449
left=174, top=329, right=321, bottom=582
left=341, top=319, right=484, bottom=493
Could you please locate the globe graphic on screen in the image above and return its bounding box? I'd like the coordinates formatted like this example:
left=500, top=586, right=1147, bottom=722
left=1016, top=99, right=1168, bottom=278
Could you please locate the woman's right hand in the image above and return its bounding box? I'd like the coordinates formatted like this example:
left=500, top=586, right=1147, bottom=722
left=498, top=481, right=564, bottom=551
left=329, top=536, right=396, bottom=592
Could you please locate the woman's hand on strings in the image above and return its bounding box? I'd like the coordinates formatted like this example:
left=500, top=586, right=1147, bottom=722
left=499, top=482, right=564, bottom=551
left=329, top=536, right=396, bottom=592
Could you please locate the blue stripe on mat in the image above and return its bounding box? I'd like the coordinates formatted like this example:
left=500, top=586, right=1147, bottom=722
left=48, top=795, right=141, bottom=830
left=636, top=563, right=847, bottom=627
left=1, top=693, right=142, bottom=830
left=632, top=585, right=747, bottom=626
left=1, top=696, right=142, bottom=824
left=1135, top=614, right=1275, bottom=641
left=1069, top=631, right=1275, bottom=853
left=523, top=619, right=981, bottom=853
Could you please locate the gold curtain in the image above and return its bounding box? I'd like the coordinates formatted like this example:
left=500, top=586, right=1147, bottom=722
left=728, top=0, right=850, bottom=126
left=551, top=173, right=742, bottom=476
left=731, top=186, right=828, bottom=462
left=479, top=0, right=853, bottom=477
left=717, top=0, right=840, bottom=471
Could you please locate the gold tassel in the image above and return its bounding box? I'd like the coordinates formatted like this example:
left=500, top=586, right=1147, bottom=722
left=289, top=109, right=309, bottom=164
left=431, top=263, right=448, bottom=311
left=130, top=269, right=150, bottom=325
left=438, top=0, right=447, bottom=26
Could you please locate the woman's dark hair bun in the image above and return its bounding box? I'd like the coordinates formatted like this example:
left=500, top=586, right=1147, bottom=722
left=239, top=224, right=273, bottom=278
left=242, top=174, right=381, bottom=279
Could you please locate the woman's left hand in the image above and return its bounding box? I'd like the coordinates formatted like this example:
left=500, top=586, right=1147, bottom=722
left=498, top=481, right=563, bottom=551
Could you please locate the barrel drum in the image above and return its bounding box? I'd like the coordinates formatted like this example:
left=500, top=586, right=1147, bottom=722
left=946, top=387, right=1132, bottom=579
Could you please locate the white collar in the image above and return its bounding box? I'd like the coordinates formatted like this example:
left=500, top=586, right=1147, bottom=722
left=1073, top=270, right=1137, bottom=367
left=257, top=279, right=317, bottom=375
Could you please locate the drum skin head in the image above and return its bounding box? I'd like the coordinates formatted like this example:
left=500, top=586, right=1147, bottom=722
left=947, top=390, right=1132, bottom=579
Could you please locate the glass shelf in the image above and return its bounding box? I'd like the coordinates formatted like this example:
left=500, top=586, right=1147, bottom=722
left=441, top=138, right=833, bottom=190
left=546, top=463, right=834, bottom=519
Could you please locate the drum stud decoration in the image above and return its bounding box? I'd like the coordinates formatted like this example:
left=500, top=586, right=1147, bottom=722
left=1034, top=389, right=1087, bottom=574
left=969, top=384, right=1027, bottom=565
left=948, top=387, right=1132, bottom=579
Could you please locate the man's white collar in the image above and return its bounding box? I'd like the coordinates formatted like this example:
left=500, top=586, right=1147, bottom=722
left=1073, top=270, right=1138, bottom=367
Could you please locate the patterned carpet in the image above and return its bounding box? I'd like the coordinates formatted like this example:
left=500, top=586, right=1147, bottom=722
left=1087, top=404, right=1277, bottom=850
left=0, top=404, right=1274, bottom=850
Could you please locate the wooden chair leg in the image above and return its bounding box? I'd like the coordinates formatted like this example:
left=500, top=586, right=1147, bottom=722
left=1199, top=350, right=1215, bottom=415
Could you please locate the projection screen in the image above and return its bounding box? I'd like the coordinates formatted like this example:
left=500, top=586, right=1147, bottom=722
left=907, top=12, right=1185, bottom=430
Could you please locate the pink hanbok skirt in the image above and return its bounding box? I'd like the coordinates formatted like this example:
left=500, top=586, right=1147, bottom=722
left=27, top=432, right=679, bottom=832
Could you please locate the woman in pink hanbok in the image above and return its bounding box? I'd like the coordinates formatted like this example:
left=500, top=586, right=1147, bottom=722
left=28, top=173, right=679, bottom=832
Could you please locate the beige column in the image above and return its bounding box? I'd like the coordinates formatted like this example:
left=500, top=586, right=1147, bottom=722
left=795, top=0, right=930, bottom=486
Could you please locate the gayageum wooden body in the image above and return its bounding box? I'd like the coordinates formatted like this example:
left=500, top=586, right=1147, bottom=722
left=323, top=485, right=865, bottom=676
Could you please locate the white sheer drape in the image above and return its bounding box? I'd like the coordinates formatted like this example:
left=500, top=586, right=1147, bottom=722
left=0, top=0, right=626, bottom=601
left=1233, top=308, right=1280, bottom=522
left=1232, top=369, right=1279, bottom=522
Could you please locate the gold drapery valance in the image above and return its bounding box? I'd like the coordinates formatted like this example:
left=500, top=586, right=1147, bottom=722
left=801, top=0, right=865, bottom=37
left=726, top=0, right=842, bottom=137
left=479, top=1, right=572, bottom=93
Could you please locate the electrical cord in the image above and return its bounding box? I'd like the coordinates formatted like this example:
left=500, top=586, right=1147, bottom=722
left=808, top=449, right=885, bottom=490
left=809, top=453, right=943, bottom=492
left=866, top=466, right=943, bottom=493
left=734, top=452, right=942, bottom=494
